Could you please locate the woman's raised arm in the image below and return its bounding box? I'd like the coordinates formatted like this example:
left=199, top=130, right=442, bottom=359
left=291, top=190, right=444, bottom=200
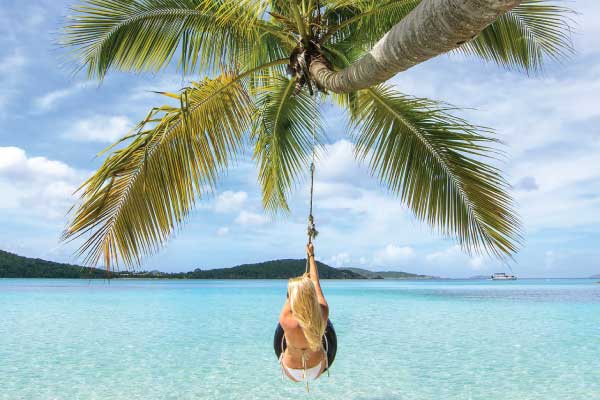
left=307, top=243, right=329, bottom=320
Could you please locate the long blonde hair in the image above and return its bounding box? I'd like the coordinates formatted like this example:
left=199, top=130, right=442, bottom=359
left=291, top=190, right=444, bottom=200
left=288, top=274, right=326, bottom=352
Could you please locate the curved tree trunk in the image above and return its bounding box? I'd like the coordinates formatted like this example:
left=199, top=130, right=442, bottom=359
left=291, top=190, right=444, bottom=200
left=310, top=0, right=522, bottom=93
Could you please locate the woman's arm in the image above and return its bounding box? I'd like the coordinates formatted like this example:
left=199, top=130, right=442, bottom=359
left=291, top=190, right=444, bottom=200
left=307, top=243, right=329, bottom=320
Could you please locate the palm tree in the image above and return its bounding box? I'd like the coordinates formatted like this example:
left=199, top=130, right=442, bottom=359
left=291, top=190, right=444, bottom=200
left=309, top=0, right=565, bottom=92
left=61, top=0, right=573, bottom=269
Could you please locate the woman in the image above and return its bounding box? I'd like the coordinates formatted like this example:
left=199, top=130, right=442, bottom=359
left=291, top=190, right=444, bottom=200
left=278, top=242, right=329, bottom=385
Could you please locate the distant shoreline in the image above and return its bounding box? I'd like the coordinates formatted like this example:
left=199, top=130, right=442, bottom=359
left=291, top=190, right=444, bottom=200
left=1, top=250, right=432, bottom=280
left=2, top=250, right=598, bottom=280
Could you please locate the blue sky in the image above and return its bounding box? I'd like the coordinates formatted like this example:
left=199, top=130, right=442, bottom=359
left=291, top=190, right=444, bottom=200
left=1, top=0, right=599, bottom=278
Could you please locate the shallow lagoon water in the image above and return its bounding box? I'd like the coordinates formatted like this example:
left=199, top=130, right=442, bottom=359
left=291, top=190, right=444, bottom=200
left=1, top=279, right=599, bottom=399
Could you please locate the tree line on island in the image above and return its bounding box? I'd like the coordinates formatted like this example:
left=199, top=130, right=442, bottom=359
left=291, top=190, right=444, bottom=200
left=0, top=250, right=434, bottom=280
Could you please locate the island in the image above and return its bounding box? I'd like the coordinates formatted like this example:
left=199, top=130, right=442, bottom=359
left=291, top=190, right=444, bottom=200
left=344, top=267, right=436, bottom=280
left=0, top=249, right=435, bottom=280
left=135, top=259, right=363, bottom=279
left=0, top=250, right=108, bottom=278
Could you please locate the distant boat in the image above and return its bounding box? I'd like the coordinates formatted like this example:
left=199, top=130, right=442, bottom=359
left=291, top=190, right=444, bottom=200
left=490, top=272, right=517, bottom=280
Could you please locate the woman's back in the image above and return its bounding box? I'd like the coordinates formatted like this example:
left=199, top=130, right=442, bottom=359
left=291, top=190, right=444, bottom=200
left=280, top=307, right=326, bottom=370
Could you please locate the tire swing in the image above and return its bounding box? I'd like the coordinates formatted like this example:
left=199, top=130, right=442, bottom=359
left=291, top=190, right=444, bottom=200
left=273, top=319, right=337, bottom=372
left=272, top=94, right=337, bottom=372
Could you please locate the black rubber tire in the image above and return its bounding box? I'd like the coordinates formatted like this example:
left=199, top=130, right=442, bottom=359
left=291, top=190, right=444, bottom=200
left=274, top=319, right=337, bottom=371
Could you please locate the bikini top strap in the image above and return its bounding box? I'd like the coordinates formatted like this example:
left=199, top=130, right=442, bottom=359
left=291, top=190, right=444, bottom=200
left=278, top=334, right=287, bottom=380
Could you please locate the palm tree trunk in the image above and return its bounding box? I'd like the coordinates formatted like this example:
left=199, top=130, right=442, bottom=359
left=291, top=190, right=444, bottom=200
left=310, top=0, right=521, bottom=93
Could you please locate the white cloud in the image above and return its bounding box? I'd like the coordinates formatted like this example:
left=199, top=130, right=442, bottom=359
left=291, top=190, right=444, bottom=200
left=469, top=256, right=485, bottom=270
left=235, top=211, right=267, bottom=225
left=426, top=245, right=490, bottom=271
left=0, top=147, right=77, bottom=182
left=34, top=82, right=93, bottom=112
left=316, top=139, right=365, bottom=183
left=574, top=0, right=600, bottom=55
left=329, top=252, right=352, bottom=268
left=214, top=191, right=248, bottom=213
left=62, top=115, right=132, bottom=143
left=426, top=246, right=462, bottom=263
left=513, top=149, right=600, bottom=231
left=0, top=147, right=87, bottom=219
left=391, top=71, right=600, bottom=167
left=373, top=244, right=415, bottom=267
left=216, top=227, right=230, bottom=236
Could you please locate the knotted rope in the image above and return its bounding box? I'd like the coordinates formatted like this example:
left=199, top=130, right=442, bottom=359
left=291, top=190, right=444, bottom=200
left=305, top=94, right=319, bottom=274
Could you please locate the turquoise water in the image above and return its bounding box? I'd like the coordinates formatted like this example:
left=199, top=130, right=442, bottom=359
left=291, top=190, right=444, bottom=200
left=1, top=279, right=599, bottom=399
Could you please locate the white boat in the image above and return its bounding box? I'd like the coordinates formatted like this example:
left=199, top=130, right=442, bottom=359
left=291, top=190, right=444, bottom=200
left=491, top=272, right=517, bottom=280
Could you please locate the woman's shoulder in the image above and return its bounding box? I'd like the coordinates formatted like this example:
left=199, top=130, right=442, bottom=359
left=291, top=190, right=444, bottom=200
left=280, top=313, right=300, bottom=331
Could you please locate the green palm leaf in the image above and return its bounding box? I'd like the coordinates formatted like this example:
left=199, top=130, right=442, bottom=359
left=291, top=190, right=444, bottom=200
left=352, top=85, right=521, bottom=258
left=63, top=74, right=254, bottom=268
left=460, top=0, right=574, bottom=71
left=252, top=74, right=323, bottom=214
left=62, top=0, right=282, bottom=78
left=322, top=0, right=420, bottom=47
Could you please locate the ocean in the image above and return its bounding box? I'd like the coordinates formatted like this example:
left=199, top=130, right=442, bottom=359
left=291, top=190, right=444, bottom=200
left=1, top=279, right=599, bottom=399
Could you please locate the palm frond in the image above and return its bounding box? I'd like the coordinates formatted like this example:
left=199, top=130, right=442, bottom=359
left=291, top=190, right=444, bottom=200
left=62, top=0, right=275, bottom=78
left=240, top=24, right=293, bottom=74
left=351, top=85, right=521, bottom=258
left=63, top=74, right=254, bottom=269
left=264, top=0, right=290, bottom=16
left=252, top=74, right=323, bottom=214
left=322, top=0, right=420, bottom=47
left=460, top=0, right=574, bottom=71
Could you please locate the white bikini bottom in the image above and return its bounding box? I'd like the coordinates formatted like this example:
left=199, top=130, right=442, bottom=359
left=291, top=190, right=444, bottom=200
left=282, top=361, right=323, bottom=382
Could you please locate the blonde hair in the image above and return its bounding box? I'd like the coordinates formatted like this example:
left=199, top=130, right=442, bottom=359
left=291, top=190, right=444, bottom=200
left=288, top=274, right=326, bottom=352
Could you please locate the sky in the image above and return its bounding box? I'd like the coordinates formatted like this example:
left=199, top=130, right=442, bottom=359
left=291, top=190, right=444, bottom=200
left=1, top=0, right=599, bottom=278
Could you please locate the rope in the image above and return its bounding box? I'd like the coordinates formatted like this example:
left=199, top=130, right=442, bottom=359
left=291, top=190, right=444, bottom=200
left=305, top=94, right=319, bottom=274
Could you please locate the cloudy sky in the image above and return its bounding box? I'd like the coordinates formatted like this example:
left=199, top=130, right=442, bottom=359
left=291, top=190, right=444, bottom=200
left=1, top=1, right=599, bottom=278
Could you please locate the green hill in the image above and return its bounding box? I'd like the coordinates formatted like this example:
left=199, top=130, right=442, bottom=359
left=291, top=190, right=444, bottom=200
left=343, top=267, right=384, bottom=279
left=345, top=267, right=435, bottom=279
left=153, top=259, right=363, bottom=279
left=0, top=250, right=108, bottom=278
left=0, top=250, right=362, bottom=279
